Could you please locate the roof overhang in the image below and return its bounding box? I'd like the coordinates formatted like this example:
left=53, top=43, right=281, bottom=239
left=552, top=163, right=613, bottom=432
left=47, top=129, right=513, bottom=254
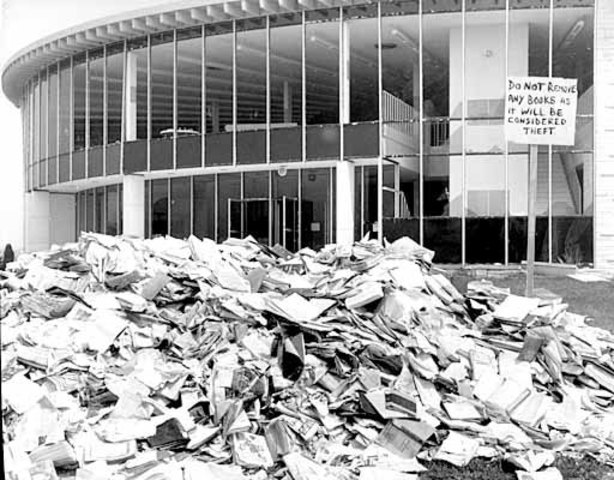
left=2, top=0, right=351, bottom=106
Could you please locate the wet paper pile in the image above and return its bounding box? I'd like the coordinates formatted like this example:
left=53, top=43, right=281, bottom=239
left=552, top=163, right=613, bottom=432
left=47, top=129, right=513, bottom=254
left=2, top=233, right=614, bottom=480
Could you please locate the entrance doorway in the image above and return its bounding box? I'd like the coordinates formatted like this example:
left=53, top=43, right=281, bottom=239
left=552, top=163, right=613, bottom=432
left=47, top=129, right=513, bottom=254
left=228, top=196, right=300, bottom=250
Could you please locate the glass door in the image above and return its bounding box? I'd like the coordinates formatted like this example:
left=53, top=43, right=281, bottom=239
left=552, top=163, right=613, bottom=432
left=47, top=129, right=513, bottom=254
left=273, top=196, right=299, bottom=251
left=228, top=198, right=270, bottom=245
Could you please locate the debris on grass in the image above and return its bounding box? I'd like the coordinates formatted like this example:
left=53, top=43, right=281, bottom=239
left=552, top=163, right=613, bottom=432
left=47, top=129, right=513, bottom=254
left=1, top=233, right=614, bottom=480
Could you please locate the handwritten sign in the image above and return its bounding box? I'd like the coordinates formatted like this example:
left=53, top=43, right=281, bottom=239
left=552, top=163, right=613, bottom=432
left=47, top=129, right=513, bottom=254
left=505, top=76, right=578, bottom=145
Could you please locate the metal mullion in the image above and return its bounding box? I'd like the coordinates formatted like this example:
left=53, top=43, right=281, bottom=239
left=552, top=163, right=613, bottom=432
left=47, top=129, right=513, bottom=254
left=339, top=5, right=344, bottom=165
left=592, top=2, right=597, bottom=267
left=190, top=176, right=194, bottom=236
left=268, top=171, right=273, bottom=246
left=395, top=163, right=400, bottom=217
left=214, top=174, right=218, bottom=242
left=419, top=0, right=424, bottom=245
left=240, top=171, right=245, bottom=237
left=85, top=52, right=90, bottom=178
left=232, top=21, right=237, bottom=167
left=117, top=184, right=121, bottom=236
left=120, top=41, right=126, bottom=174
left=103, top=46, right=108, bottom=177
left=148, top=180, right=152, bottom=238
left=548, top=0, right=554, bottom=264
left=360, top=166, right=365, bottom=238
left=69, top=58, right=74, bottom=181
left=56, top=62, right=60, bottom=184
left=461, top=0, right=467, bottom=266
left=330, top=167, right=334, bottom=243
left=147, top=35, right=151, bottom=172
left=103, top=187, right=107, bottom=234
left=504, top=0, right=510, bottom=264
left=167, top=177, right=171, bottom=235
left=173, top=30, right=178, bottom=170
left=298, top=169, right=302, bottom=248
left=44, top=69, right=48, bottom=185
left=93, top=188, right=97, bottom=232
left=301, top=11, right=306, bottom=163
left=266, top=16, right=271, bottom=165
left=206, top=24, right=211, bottom=170
left=377, top=2, right=383, bottom=244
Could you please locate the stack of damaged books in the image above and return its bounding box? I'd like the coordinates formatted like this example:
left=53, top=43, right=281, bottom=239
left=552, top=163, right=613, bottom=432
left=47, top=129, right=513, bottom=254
left=1, top=233, right=613, bottom=480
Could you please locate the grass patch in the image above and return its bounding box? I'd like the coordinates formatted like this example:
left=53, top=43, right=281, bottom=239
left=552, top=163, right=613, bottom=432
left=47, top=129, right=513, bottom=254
left=449, top=272, right=614, bottom=333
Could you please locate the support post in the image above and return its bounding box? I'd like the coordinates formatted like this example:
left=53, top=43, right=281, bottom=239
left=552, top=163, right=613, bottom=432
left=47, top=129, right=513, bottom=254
left=123, top=174, right=145, bottom=237
left=526, top=144, right=538, bottom=296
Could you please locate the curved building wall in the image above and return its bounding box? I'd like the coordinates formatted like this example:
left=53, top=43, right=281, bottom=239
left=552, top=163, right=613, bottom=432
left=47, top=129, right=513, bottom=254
left=14, top=0, right=595, bottom=263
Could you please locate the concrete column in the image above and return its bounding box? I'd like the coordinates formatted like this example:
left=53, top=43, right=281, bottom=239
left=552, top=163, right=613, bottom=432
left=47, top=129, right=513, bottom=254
left=594, top=0, right=614, bottom=270
left=126, top=52, right=138, bottom=141
left=24, top=191, right=50, bottom=252
left=283, top=82, right=293, bottom=123
left=50, top=194, right=76, bottom=246
left=123, top=174, right=145, bottom=237
left=336, top=160, right=355, bottom=245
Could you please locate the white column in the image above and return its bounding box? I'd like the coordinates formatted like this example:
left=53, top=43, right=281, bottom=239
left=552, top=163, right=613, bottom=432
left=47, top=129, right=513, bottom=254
left=126, top=52, right=138, bottom=141
left=594, top=0, right=614, bottom=270
left=123, top=174, right=145, bottom=237
left=50, top=193, right=76, bottom=246
left=24, top=191, right=50, bottom=252
left=283, top=81, right=293, bottom=123
left=336, top=160, right=355, bottom=245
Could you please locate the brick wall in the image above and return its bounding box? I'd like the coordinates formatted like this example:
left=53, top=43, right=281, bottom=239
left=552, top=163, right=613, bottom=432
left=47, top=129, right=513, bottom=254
left=595, top=0, right=614, bottom=270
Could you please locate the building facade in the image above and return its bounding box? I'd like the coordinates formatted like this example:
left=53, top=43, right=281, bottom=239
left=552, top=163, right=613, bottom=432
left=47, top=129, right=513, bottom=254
left=2, top=0, right=613, bottom=267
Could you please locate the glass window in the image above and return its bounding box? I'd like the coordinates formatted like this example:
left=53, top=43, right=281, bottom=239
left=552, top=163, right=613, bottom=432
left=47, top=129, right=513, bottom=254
left=306, top=9, right=339, bottom=126
left=59, top=60, right=71, bottom=182
left=171, top=177, right=191, bottom=238
left=421, top=0, right=462, bottom=262
left=127, top=37, right=148, bottom=140
left=48, top=66, right=58, bottom=159
left=118, top=184, right=123, bottom=235
left=33, top=79, right=39, bottom=187
left=151, top=32, right=174, bottom=139
left=40, top=71, right=48, bottom=163
left=151, top=179, right=169, bottom=236
left=59, top=61, right=71, bottom=154
left=270, top=14, right=302, bottom=163
left=272, top=169, right=299, bottom=250
left=95, top=187, right=105, bottom=233
left=48, top=66, right=58, bottom=185
left=177, top=27, right=203, bottom=169
left=346, top=5, right=378, bottom=123
left=551, top=4, right=594, bottom=264
left=241, top=171, right=270, bottom=244
left=86, top=189, right=95, bottom=231
left=301, top=168, right=331, bottom=250
left=193, top=175, right=215, bottom=240
left=236, top=19, right=267, bottom=165
left=205, top=22, right=233, bottom=166
left=73, top=54, right=86, bottom=151
left=177, top=28, right=202, bottom=135
left=107, top=42, right=124, bottom=145
left=306, top=9, right=340, bottom=160
left=217, top=173, right=241, bottom=240
left=106, top=185, right=118, bottom=235
left=89, top=48, right=104, bottom=148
